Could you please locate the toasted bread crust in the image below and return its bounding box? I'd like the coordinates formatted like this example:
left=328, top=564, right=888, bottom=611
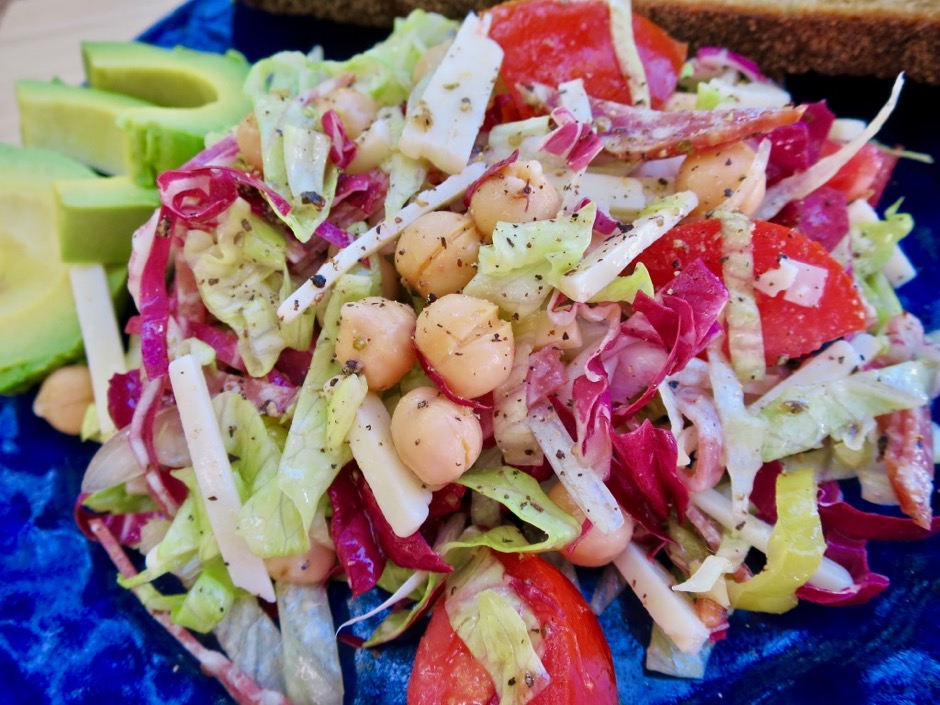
left=242, top=0, right=940, bottom=83
left=633, top=2, right=940, bottom=84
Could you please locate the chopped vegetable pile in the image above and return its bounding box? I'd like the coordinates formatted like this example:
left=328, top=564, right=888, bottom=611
left=37, top=1, right=940, bottom=703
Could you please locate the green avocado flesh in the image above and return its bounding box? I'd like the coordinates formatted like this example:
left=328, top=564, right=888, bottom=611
left=0, top=144, right=126, bottom=394
left=82, top=42, right=252, bottom=184
left=16, top=80, right=154, bottom=176
left=55, top=176, right=160, bottom=264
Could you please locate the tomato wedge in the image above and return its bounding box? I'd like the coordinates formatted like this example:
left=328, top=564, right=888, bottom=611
left=635, top=219, right=867, bottom=364
left=407, top=551, right=617, bottom=705
left=487, top=0, right=686, bottom=110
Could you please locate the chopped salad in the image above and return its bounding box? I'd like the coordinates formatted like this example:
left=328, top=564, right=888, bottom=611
left=69, top=1, right=939, bottom=703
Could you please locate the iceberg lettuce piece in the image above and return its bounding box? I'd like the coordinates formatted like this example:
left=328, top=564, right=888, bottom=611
left=171, top=557, right=238, bottom=633
left=760, top=360, right=934, bottom=461
left=183, top=199, right=314, bottom=376
left=464, top=204, right=595, bottom=316
left=728, top=469, right=825, bottom=613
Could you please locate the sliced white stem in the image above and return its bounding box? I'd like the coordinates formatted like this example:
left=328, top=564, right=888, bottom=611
left=278, top=162, right=486, bottom=323
left=557, top=79, right=593, bottom=122
left=556, top=191, right=697, bottom=302
left=168, top=354, right=275, bottom=602
left=335, top=570, right=427, bottom=635
left=614, top=542, right=710, bottom=654
left=348, top=392, right=432, bottom=537
left=692, top=488, right=854, bottom=592
left=527, top=400, right=624, bottom=534
left=69, top=264, right=126, bottom=437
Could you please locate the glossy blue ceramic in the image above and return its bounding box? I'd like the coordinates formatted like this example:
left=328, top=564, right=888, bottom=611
left=2, top=1, right=938, bottom=702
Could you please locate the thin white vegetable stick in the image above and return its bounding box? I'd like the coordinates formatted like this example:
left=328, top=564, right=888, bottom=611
left=614, top=542, right=710, bottom=654
left=527, top=400, right=625, bottom=535
left=277, top=162, right=486, bottom=323
left=169, top=354, right=275, bottom=602
left=692, top=488, right=854, bottom=592
left=348, top=392, right=432, bottom=537
left=69, top=264, right=127, bottom=438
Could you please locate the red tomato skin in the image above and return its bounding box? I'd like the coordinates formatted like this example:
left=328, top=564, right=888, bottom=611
left=407, top=552, right=618, bottom=705
left=636, top=220, right=867, bottom=364
left=487, top=0, right=686, bottom=110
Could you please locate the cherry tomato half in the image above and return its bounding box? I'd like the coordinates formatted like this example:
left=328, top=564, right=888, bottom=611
left=487, top=0, right=686, bottom=110
left=407, top=551, right=618, bottom=705
left=635, top=219, right=867, bottom=364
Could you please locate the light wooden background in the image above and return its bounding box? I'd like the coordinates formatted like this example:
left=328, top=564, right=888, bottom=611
left=0, top=0, right=183, bottom=145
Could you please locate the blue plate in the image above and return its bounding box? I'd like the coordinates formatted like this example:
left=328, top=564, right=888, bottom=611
left=2, top=1, right=938, bottom=702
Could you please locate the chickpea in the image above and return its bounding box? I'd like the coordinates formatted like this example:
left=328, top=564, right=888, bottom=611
left=346, top=116, right=392, bottom=175
left=32, top=364, right=94, bottom=435
left=390, top=386, right=483, bottom=486
left=264, top=539, right=334, bottom=585
left=548, top=483, right=634, bottom=567
left=412, top=40, right=452, bottom=84
left=414, top=293, right=514, bottom=399
left=395, top=211, right=483, bottom=299
left=468, top=160, right=562, bottom=239
left=334, top=296, right=417, bottom=391
left=315, top=87, right=378, bottom=140
left=675, top=141, right=766, bottom=219
left=235, top=112, right=263, bottom=174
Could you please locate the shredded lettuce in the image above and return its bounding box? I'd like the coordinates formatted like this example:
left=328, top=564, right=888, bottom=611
left=728, top=469, right=825, bottom=613
left=445, top=550, right=549, bottom=705
left=760, top=360, right=935, bottom=461
left=214, top=597, right=286, bottom=693
left=183, top=199, right=314, bottom=376
left=83, top=484, right=157, bottom=514
left=457, top=466, right=581, bottom=552
left=171, top=557, right=237, bottom=633
left=324, top=373, right=369, bottom=454
left=277, top=581, right=344, bottom=705
left=238, top=273, right=375, bottom=557
left=851, top=201, right=914, bottom=278
left=587, top=262, right=654, bottom=304
left=463, top=204, right=595, bottom=317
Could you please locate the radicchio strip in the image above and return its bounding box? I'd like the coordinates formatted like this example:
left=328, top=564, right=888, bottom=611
left=328, top=465, right=387, bottom=597
left=415, top=342, right=492, bottom=411
left=610, top=420, right=689, bottom=523
left=321, top=109, right=357, bottom=168
left=692, top=47, right=769, bottom=84
left=352, top=468, right=452, bottom=574
left=107, top=369, right=143, bottom=432
left=463, top=150, right=519, bottom=207
left=539, top=107, right=603, bottom=171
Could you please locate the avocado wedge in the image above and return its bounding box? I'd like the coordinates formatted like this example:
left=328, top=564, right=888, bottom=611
left=0, top=144, right=125, bottom=394
left=83, top=42, right=252, bottom=184
left=16, top=80, right=153, bottom=176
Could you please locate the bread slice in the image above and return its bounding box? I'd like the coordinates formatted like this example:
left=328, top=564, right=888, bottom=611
left=241, top=0, right=940, bottom=83
left=633, top=0, right=940, bottom=84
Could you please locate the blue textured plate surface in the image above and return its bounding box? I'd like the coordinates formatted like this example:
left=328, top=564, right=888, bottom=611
left=2, top=1, right=938, bottom=702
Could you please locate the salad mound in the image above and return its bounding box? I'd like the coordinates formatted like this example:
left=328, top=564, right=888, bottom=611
left=67, top=1, right=938, bottom=703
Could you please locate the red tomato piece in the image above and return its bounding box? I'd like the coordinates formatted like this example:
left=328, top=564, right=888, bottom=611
left=487, top=0, right=686, bottom=110
left=407, top=551, right=617, bottom=705
left=635, top=219, right=867, bottom=364
left=821, top=141, right=893, bottom=203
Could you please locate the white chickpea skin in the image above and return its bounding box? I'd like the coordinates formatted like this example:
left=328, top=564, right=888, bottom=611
left=390, top=386, right=483, bottom=486
left=334, top=296, right=417, bottom=391
left=315, top=87, right=379, bottom=140
left=395, top=211, right=483, bottom=299
left=414, top=293, right=514, bottom=399
left=264, top=539, right=334, bottom=585
left=468, top=160, right=563, bottom=239
left=235, top=112, right=264, bottom=174
left=548, top=482, right=634, bottom=568
left=675, top=140, right=767, bottom=219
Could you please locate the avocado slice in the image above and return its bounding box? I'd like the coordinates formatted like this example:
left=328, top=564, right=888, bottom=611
left=82, top=42, right=253, bottom=185
left=0, top=144, right=126, bottom=394
left=16, top=80, right=154, bottom=176
left=55, top=176, right=161, bottom=264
